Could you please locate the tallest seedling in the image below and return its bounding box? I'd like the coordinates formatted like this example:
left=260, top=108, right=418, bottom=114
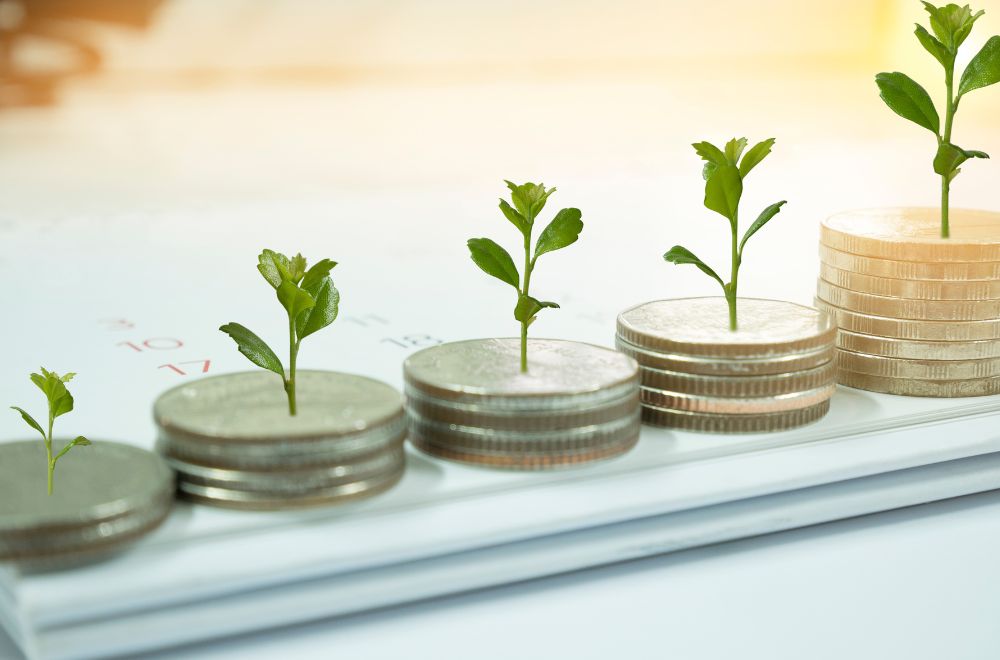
left=876, top=2, right=1000, bottom=238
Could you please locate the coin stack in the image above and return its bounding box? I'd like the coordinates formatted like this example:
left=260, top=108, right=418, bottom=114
left=0, top=441, right=173, bottom=568
left=616, top=298, right=837, bottom=433
left=404, top=338, right=640, bottom=469
left=155, top=371, right=407, bottom=510
left=816, top=208, right=1000, bottom=397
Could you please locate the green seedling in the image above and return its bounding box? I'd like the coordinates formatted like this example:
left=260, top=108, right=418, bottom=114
left=220, top=250, right=339, bottom=416
left=664, top=138, right=787, bottom=332
left=876, top=2, right=1000, bottom=238
left=10, top=368, right=92, bottom=495
left=468, top=181, right=584, bottom=372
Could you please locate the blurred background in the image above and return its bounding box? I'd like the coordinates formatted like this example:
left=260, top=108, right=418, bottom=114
left=0, top=0, right=999, bottom=305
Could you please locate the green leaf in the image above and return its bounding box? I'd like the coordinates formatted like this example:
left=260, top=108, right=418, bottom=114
left=288, top=254, right=307, bottom=284
left=257, top=249, right=291, bottom=289
left=692, top=141, right=727, bottom=165
left=724, top=138, right=748, bottom=165
left=50, top=388, right=74, bottom=420
left=875, top=72, right=941, bottom=134
left=276, top=280, right=316, bottom=321
left=54, top=436, right=91, bottom=462
left=703, top=164, right=743, bottom=221
left=958, top=36, right=1000, bottom=98
left=300, top=258, right=338, bottom=291
left=914, top=24, right=952, bottom=68
left=534, top=208, right=584, bottom=258
left=297, top=277, right=340, bottom=339
left=738, top=138, right=776, bottom=178
left=10, top=406, right=45, bottom=440
left=219, top=322, right=285, bottom=376
left=467, top=238, right=520, bottom=289
left=514, top=294, right=559, bottom=325
left=933, top=142, right=990, bottom=175
left=739, top=201, right=787, bottom=255
left=499, top=199, right=529, bottom=235
left=504, top=181, right=555, bottom=222
left=923, top=2, right=983, bottom=49
left=663, top=245, right=725, bottom=289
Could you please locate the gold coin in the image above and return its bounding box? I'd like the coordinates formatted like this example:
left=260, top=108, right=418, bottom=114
left=637, top=361, right=835, bottom=398
left=817, top=280, right=1000, bottom=320
left=837, top=370, right=1000, bottom=397
left=819, top=262, right=1000, bottom=300
left=617, top=297, right=835, bottom=358
left=819, top=245, right=1000, bottom=281
left=641, top=400, right=830, bottom=433
left=836, top=348, right=1000, bottom=380
left=821, top=208, right=1000, bottom=262
left=616, top=336, right=835, bottom=377
left=815, top=298, right=1000, bottom=341
left=836, top=329, right=1000, bottom=360
left=640, top=384, right=835, bottom=414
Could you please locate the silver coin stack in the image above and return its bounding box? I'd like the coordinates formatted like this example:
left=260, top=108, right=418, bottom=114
left=616, top=298, right=837, bottom=433
left=404, top=338, right=640, bottom=469
left=154, top=371, right=406, bottom=510
left=0, top=441, right=173, bottom=568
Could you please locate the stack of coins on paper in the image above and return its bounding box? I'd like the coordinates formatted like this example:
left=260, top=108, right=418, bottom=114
left=404, top=338, right=640, bottom=469
left=0, top=441, right=173, bottom=567
left=616, top=298, right=837, bottom=433
left=816, top=208, right=1000, bottom=397
left=155, top=371, right=407, bottom=510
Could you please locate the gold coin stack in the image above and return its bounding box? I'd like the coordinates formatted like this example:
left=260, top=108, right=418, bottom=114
left=816, top=208, right=1000, bottom=397
left=616, top=298, right=837, bottom=433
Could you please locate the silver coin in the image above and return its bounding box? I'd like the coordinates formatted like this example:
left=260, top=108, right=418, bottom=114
left=615, top=336, right=835, bottom=377
left=641, top=400, right=831, bottom=432
left=404, top=338, right=638, bottom=409
left=835, top=329, right=1000, bottom=360
left=836, top=370, right=1000, bottom=397
left=815, top=298, right=1000, bottom=341
left=155, top=370, right=405, bottom=467
left=617, top=298, right=835, bottom=358
left=637, top=361, right=836, bottom=398
left=819, top=262, right=1000, bottom=300
left=819, top=244, right=1000, bottom=282
left=640, top=384, right=835, bottom=414
left=835, top=348, right=1000, bottom=380
left=0, top=441, right=173, bottom=562
left=817, top=280, right=1000, bottom=321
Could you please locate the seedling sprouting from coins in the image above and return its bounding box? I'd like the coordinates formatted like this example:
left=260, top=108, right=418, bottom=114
left=10, top=368, right=92, bottom=495
left=220, top=250, right=339, bottom=415
left=664, top=138, right=787, bottom=332
left=876, top=2, right=1000, bottom=238
left=468, top=181, right=584, bottom=372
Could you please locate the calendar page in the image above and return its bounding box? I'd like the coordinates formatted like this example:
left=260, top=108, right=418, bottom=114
left=2, top=75, right=1000, bottom=660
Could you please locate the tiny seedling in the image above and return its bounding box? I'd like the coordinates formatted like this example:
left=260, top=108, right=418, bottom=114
left=10, top=368, right=91, bottom=495
left=876, top=2, right=1000, bottom=238
left=664, top=138, right=787, bottom=332
left=468, top=181, right=584, bottom=372
left=220, top=250, right=339, bottom=416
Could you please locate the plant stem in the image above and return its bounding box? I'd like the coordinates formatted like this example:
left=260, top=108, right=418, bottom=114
left=728, top=212, right=740, bottom=332
left=45, top=418, right=54, bottom=495
left=286, top=318, right=299, bottom=416
left=941, top=64, right=956, bottom=239
left=520, top=232, right=534, bottom=373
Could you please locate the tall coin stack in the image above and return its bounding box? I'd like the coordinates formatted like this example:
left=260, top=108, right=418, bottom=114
left=155, top=371, right=407, bottom=510
left=616, top=298, right=837, bottom=433
left=816, top=208, right=1000, bottom=397
left=404, top=338, right=640, bottom=469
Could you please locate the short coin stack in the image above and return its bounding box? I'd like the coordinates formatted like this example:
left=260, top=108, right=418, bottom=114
left=0, top=441, right=173, bottom=568
left=616, top=298, right=837, bottom=433
left=816, top=208, right=1000, bottom=397
left=155, top=371, right=406, bottom=510
left=404, top=338, right=640, bottom=469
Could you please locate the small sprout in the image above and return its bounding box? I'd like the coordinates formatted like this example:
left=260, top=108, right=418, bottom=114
left=664, top=138, right=787, bottom=332
left=220, top=250, right=339, bottom=416
left=10, top=368, right=91, bottom=495
left=468, top=181, right=584, bottom=372
left=876, top=2, right=999, bottom=238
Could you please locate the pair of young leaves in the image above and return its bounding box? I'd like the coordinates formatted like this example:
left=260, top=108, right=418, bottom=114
left=11, top=368, right=91, bottom=494
left=664, top=137, right=786, bottom=297
left=220, top=250, right=339, bottom=382
left=876, top=3, right=999, bottom=182
left=467, top=181, right=583, bottom=328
